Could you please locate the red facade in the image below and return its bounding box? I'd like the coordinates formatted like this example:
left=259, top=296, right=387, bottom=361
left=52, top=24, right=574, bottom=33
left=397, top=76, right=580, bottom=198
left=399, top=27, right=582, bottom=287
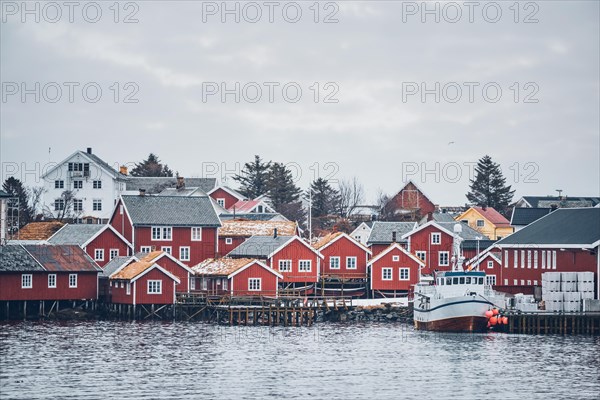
left=370, top=242, right=408, bottom=257
left=230, top=261, right=280, bottom=296
left=110, top=200, right=133, bottom=242
left=384, top=181, right=436, bottom=221
left=406, top=224, right=454, bottom=274
left=319, top=235, right=370, bottom=279
left=0, top=272, right=98, bottom=301
left=84, top=227, right=132, bottom=267
left=218, top=236, right=245, bottom=257
left=209, top=187, right=241, bottom=210
left=369, top=245, right=424, bottom=293
left=149, top=254, right=191, bottom=293
left=269, top=238, right=322, bottom=283
left=111, top=268, right=177, bottom=305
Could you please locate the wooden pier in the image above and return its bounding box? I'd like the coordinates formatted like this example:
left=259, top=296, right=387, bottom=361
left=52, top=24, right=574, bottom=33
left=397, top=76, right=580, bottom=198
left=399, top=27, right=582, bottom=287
left=501, top=311, right=600, bottom=335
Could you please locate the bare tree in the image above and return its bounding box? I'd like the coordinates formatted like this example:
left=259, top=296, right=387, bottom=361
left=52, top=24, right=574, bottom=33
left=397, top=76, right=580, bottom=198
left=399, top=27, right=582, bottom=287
left=43, top=190, right=82, bottom=222
left=376, top=189, right=394, bottom=221
left=338, top=177, right=365, bottom=218
left=28, top=186, right=45, bottom=220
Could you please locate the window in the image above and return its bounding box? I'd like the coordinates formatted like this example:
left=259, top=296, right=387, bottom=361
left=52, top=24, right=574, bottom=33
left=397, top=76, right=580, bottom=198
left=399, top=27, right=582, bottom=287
left=93, top=180, right=102, bottom=189
left=299, top=260, right=312, bottom=272
left=487, top=260, right=494, bottom=269
left=497, top=236, right=503, bottom=240
left=504, top=251, right=508, bottom=268
left=73, top=180, right=83, bottom=189
left=513, top=279, right=518, bottom=285
left=486, top=275, right=497, bottom=285
left=92, top=199, right=102, bottom=211
left=248, top=278, right=261, bottom=291
left=533, top=280, right=538, bottom=286
left=140, top=246, right=151, bottom=253
left=110, top=249, right=119, bottom=260
left=190, top=278, right=196, bottom=291
left=147, top=280, right=162, bottom=294
left=54, top=199, right=65, bottom=211
left=225, top=238, right=233, bottom=245
left=461, top=219, right=468, bottom=224
left=552, top=251, right=557, bottom=269
left=201, top=278, right=207, bottom=290
left=126, top=283, right=131, bottom=295
left=152, top=227, right=172, bottom=241
left=382, top=268, right=392, bottom=280
left=223, top=279, right=228, bottom=290
left=73, top=199, right=83, bottom=212
left=191, top=227, right=202, bottom=241
left=329, top=256, right=340, bottom=270
left=119, top=205, right=124, bottom=215
left=21, top=274, right=32, bottom=289
left=431, top=233, right=441, bottom=245
left=55, top=180, right=64, bottom=189
left=120, top=282, right=124, bottom=289
left=48, top=274, right=56, bottom=288
left=346, top=257, right=357, bottom=269
left=416, top=251, right=426, bottom=263
left=69, top=274, right=77, bottom=288
left=94, top=249, right=104, bottom=261
left=216, top=198, right=225, bottom=207
left=533, top=251, right=538, bottom=269
left=180, top=246, right=190, bottom=261
left=439, top=251, right=449, bottom=266
left=504, top=279, right=508, bottom=285
left=513, top=250, right=518, bottom=268
left=527, top=250, right=532, bottom=269
left=541, top=251, right=546, bottom=269
left=392, top=255, right=400, bottom=262
left=476, top=219, right=485, bottom=227
left=68, top=162, right=89, bottom=175
left=520, top=250, right=525, bottom=268
left=527, top=280, right=532, bottom=285
left=399, top=268, right=409, bottom=280
left=520, top=279, right=525, bottom=286
left=161, top=246, right=172, bottom=255
left=279, top=260, right=292, bottom=272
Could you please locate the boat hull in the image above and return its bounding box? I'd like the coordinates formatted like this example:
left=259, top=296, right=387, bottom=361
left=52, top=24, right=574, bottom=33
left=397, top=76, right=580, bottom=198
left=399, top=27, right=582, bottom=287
left=414, top=315, right=489, bottom=333
left=413, top=296, right=494, bottom=333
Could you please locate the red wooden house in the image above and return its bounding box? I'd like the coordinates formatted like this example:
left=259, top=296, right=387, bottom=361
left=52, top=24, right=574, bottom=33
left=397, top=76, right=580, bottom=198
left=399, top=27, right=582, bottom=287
left=109, top=257, right=180, bottom=305
left=313, top=232, right=371, bottom=279
left=218, top=219, right=299, bottom=256
left=48, top=223, right=133, bottom=267
left=366, top=221, right=417, bottom=256
left=228, top=234, right=323, bottom=288
left=367, top=243, right=426, bottom=297
left=381, top=181, right=436, bottom=222
left=0, top=244, right=100, bottom=301
left=466, top=251, right=502, bottom=287
left=207, top=186, right=246, bottom=210
left=109, top=194, right=222, bottom=267
left=191, top=257, right=282, bottom=297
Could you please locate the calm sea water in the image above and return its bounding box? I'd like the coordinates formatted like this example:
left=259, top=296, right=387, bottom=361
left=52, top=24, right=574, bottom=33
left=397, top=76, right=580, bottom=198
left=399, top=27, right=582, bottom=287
left=1, top=321, right=599, bottom=400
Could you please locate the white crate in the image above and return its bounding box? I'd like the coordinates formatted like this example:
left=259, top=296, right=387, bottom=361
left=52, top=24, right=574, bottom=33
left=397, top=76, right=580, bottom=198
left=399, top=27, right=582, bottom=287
left=577, top=272, right=594, bottom=283
left=581, top=291, right=595, bottom=300
left=560, top=281, right=578, bottom=292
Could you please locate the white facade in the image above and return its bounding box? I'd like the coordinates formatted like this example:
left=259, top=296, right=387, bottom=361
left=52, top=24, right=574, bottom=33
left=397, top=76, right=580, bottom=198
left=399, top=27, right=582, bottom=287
left=0, top=196, right=7, bottom=242
left=41, top=149, right=127, bottom=222
left=351, top=222, right=372, bottom=246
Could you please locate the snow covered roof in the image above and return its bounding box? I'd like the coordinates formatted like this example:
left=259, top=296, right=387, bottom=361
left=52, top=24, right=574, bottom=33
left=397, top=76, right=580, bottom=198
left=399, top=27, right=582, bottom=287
left=219, top=220, right=297, bottom=237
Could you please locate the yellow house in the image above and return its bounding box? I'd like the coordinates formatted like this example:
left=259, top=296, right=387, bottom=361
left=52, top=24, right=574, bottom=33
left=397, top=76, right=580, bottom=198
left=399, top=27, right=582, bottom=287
left=455, top=206, right=513, bottom=240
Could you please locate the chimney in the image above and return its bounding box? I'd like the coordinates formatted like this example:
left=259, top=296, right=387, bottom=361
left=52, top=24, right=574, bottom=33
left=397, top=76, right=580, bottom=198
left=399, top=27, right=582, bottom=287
left=176, top=176, right=185, bottom=189
left=87, top=147, right=92, bottom=154
left=427, top=212, right=433, bottom=221
left=392, top=231, right=397, bottom=243
left=119, top=166, right=128, bottom=175
left=273, top=228, right=278, bottom=238
left=139, top=189, right=146, bottom=196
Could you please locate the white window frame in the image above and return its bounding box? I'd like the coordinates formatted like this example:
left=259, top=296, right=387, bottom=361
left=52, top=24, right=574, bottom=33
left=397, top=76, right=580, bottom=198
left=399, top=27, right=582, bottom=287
left=431, top=232, right=441, bottom=245
left=513, top=250, right=518, bottom=268
left=55, top=180, right=64, bottom=189
left=191, top=227, right=202, bottom=241
left=161, top=246, right=172, bottom=255
left=438, top=251, right=449, bottom=266
left=94, top=249, right=104, bottom=261
left=109, top=249, right=119, bottom=260
left=486, top=275, right=497, bottom=286
left=147, top=280, right=162, bottom=294
left=527, top=250, right=532, bottom=269
left=533, top=250, right=538, bottom=269
left=346, top=256, right=357, bottom=270
left=392, top=255, right=400, bottom=262
left=329, top=256, right=340, bottom=270
left=92, top=199, right=102, bottom=211
left=504, top=279, right=508, bottom=285
left=541, top=250, right=546, bottom=269
left=180, top=246, right=190, bottom=261
left=93, top=180, right=102, bottom=189
left=21, top=274, right=32, bottom=289
left=190, top=278, right=196, bottom=291
left=279, top=259, right=292, bottom=272
left=223, top=278, right=228, bottom=291
left=54, top=199, right=65, bottom=211
left=126, top=283, right=131, bottom=295
left=69, top=274, right=77, bottom=288
left=216, top=198, right=226, bottom=208
left=152, top=226, right=173, bottom=241
left=399, top=268, right=409, bottom=281
left=248, top=278, right=261, bottom=291
left=513, top=279, right=518, bottom=285
left=299, top=260, right=312, bottom=272
left=416, top=251, right=426, bottom=263
left=504, top=250, right=508, bottom=268
left=73, top=180, right=83, bottom=189
left=73, top=199, right=83, bottom=212
left=521, top=250, right=525, bottom=268
left=48, top=273, right=56, bottom=288
left=487, top=260, right=494, bottom=269
left=552, top=250, right=557, bottom=269
left=225, top=238, right=233, bottom=245
left=140, top=246, right=152, bottom=253
left=201, top=278, right=208, bottom=291
left=382, top=268, right=392, bottom=281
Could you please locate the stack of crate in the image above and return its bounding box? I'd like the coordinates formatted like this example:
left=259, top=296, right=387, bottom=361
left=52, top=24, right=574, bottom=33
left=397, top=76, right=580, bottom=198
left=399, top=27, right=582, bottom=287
left=542, top=272, right=563, bottom=311
left=542, top=271, right=595, bottom=312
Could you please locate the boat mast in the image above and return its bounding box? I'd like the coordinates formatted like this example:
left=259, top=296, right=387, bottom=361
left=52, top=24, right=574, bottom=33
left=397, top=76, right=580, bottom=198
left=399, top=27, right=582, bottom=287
left=451, top=223, right=465, bottom=272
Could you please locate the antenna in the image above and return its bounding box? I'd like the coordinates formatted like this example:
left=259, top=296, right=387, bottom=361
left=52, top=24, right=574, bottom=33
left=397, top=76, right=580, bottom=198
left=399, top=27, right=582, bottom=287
left=556, top=189, right=563, bottom=197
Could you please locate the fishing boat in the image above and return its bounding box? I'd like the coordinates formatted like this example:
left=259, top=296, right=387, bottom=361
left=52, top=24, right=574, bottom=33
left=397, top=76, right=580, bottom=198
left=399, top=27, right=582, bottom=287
left=413, top=224, right=504, bottom=332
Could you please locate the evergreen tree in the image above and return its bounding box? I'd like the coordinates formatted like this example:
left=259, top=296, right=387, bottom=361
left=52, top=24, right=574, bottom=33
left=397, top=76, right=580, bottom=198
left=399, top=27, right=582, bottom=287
left=466, top=155, right=515, bottom=216
left=266, top=162, right=301, bottom=208
left=233, top=155, right=271, bottom=198
left=130, top=153, right=173, bottom=177
left=2, top=177, right=32, bottom=228
left=305, top=178, right=341, bottom=233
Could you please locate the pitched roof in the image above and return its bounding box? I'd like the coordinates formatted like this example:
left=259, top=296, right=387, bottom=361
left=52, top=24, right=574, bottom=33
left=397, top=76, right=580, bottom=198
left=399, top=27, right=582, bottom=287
left=125, top=177, right=216, bottom=194
left=48, top=224, right=105, bottom=246
left=520, top=196, right=600, bottom=208
left=419, top=212, right=456, bottom=225
left=14, top=222, right=64, bottom=240
left=401, top=221, right=489, bottom=241
left=227, top=235, right=295, bottom=258
left=42, top=150, right=125, bottom=180
left=471, top=207, right=511, bottom=227
left=367, top=242, right=426, bottom=267
left=156, top=187, right=207, bottom=197
left=110, top=251, right=180, bottom=282
left=219, top=220, right=297, bottom=237
left=0, top=245, right=45, bottom=272
left=219, top=213, right=287, bottom=221
left=510, top=207, right=552, bottom=226
left=100, top=256, right=132, bottom=278
left=121, top=195, right=221, bottom=226
left=313, top=232, right=371, bottom=254
left=462, top=239, right=496, bottom=250
left=23, top=245, right=100, bottom=272
left=229, top=200, right=262, bottom=213
left=495, top=208, right=600, bottom=247
left=207, top=185, right=246, bottom=200
left=191, top=257, right=253, bottom=276
left=366, top=222, right=417, bottom=244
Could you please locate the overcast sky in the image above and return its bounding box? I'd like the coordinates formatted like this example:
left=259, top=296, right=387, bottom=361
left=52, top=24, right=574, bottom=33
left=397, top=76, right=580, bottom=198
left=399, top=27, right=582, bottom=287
left=1, top=1, right=598, bottom=205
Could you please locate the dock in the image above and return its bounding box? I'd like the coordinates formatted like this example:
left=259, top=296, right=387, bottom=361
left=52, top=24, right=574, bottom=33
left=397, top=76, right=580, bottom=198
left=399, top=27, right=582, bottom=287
left=500, top=311, right=600, bottom=335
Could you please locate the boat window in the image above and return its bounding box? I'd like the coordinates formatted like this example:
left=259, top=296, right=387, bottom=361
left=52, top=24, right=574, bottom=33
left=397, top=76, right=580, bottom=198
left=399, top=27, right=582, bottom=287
left=479, top=277, right=484, bottom=285
left=459, top=277, right=465, bottom=284
left=465, top=277, right=471, bottom=284
left=446, top=278, right=452, bottom=285
left=453, top=278, right=458, bottom=285
left=439, top=279, right=444, bottom=285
